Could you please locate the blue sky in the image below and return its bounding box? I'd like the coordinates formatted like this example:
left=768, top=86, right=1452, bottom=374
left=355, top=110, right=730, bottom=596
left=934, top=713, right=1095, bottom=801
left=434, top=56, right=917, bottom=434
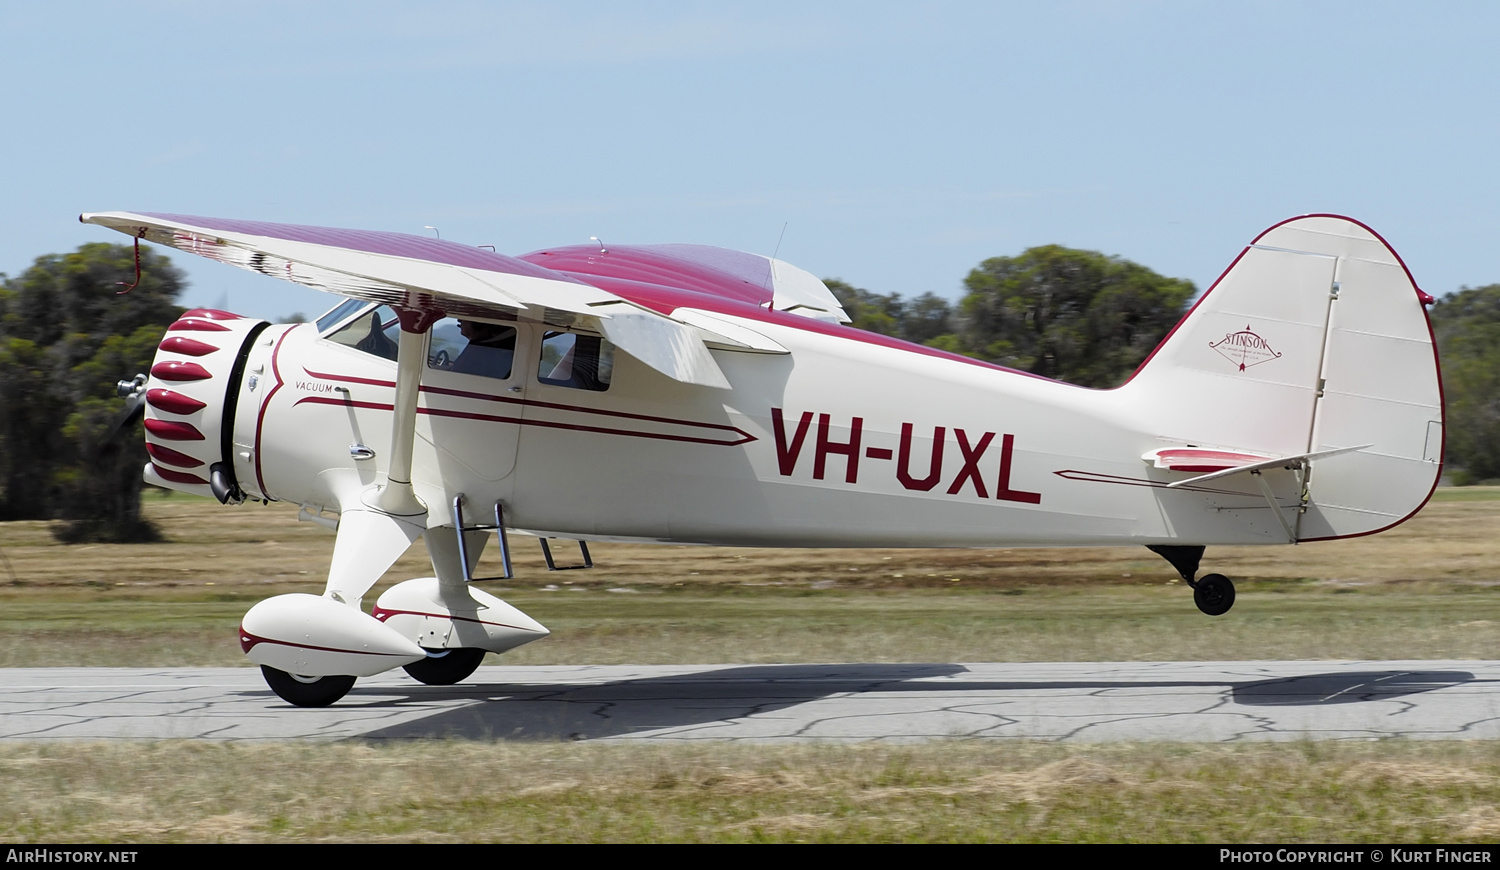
left=3, top=1, right=1497, bottom=321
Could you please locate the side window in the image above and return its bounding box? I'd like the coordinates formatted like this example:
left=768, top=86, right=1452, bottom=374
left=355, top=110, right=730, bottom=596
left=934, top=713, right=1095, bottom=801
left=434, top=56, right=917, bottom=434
left=315, top=298, right=371, bottom=333
left=538, top=331, right=613, bottom=392
left=325, top=304, right=400, bottom=361
left=427, top=318, right=516, bottom=381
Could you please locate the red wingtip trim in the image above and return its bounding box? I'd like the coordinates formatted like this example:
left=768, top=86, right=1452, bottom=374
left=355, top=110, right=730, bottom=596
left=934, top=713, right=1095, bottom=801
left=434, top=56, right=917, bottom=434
left=150, top=360, right=213, bottom=382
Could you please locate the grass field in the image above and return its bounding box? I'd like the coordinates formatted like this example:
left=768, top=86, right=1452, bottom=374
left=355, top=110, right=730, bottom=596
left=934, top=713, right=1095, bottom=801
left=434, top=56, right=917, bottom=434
left=2, top=489, right=1498, bottom=842
left=3, top=741, right=1500, bottom=843
left=0, top=487, right=1497, bottom=666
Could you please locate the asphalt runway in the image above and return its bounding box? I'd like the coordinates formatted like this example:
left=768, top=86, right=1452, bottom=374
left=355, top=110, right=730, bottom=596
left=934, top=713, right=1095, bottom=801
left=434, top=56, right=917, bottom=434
left=1, top=661, right=1497, bottom=742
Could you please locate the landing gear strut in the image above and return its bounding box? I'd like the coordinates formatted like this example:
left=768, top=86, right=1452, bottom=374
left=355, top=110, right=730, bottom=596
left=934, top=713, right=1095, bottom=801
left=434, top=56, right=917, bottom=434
left=1146, top=545, right=1237, bottom=616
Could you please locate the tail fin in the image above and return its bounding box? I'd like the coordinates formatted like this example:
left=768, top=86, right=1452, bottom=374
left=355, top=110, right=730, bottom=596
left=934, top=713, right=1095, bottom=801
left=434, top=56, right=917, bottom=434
left=1122, top=215, right=1442, bottom=540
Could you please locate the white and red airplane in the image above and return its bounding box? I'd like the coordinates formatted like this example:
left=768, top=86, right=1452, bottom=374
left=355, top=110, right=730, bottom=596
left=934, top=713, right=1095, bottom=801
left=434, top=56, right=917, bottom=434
left=82, top=211, right=1443, bottom=706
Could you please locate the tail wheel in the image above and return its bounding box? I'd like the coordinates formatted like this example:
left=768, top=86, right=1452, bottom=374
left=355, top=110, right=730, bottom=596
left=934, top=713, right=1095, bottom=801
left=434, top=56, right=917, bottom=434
left=261, top=666, right=356, bottom=707
left=402, top=647, right=488, bottom=686
left=1193, top=573, right=1236, bottom=616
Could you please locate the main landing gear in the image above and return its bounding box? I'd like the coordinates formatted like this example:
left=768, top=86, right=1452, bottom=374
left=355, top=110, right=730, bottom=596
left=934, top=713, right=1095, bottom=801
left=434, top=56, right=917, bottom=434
left=261, top=666, right=358, bottom=707
left=402, top=648, right=488, bottom=686
left=1146, top=545, right=1237, bottom=616
left=258, top=648, right=491, bottom=706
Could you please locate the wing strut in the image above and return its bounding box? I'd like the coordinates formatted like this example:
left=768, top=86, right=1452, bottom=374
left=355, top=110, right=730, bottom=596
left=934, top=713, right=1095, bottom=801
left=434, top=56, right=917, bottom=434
left=368, top=308, right=440, bottom=517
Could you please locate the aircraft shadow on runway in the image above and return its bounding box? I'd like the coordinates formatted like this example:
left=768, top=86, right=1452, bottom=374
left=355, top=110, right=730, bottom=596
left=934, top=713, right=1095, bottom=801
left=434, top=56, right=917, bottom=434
left=291, top=664, right=1480, bottom=741
left=1229, top=670, right=1476, bottom=706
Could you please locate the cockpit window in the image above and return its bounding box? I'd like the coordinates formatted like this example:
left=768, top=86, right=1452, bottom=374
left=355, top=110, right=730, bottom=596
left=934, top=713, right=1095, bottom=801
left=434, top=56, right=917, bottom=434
left=326, top=304, right=400, bottom=361
left=316, top=299, right=373, bottom=334
left=427, top=317, right=516, bottom=380
left=538, top=331, right=613, bottom=391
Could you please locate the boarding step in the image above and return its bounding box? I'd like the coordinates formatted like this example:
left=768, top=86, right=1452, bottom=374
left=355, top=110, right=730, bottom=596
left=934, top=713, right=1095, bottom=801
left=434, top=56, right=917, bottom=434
left=452, top=495, right=596, bottom=578
left=451, top=494, right=513, bottom=581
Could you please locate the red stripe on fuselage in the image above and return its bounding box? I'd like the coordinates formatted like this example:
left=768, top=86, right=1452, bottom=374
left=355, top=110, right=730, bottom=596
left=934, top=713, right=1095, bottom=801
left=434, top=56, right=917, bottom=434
left=290, top=396, right=755, bottom=446
left=299, top=367, right=757, bottom=442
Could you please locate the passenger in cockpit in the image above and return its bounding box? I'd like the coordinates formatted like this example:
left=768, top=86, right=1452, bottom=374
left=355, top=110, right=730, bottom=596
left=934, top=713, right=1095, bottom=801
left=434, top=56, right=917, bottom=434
left=450, top=320, right=516, bottom=380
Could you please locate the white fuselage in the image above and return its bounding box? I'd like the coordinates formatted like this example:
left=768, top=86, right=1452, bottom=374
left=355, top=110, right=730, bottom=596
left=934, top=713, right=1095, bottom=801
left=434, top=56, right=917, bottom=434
left=232, top=312, right=1301, bottom=549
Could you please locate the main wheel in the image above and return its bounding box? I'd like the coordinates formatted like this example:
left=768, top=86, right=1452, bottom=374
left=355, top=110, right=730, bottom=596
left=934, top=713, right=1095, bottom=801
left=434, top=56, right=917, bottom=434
left=402, top=647, right=487, bottom=686
left=1193, top=573, right=1236, bottom=616
left=260, top=666, right=356, bottom=707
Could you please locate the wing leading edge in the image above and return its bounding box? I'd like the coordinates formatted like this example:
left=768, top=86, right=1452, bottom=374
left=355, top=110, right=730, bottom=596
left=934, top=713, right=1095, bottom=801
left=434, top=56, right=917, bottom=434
left=80, top=211, right=738, bottom=388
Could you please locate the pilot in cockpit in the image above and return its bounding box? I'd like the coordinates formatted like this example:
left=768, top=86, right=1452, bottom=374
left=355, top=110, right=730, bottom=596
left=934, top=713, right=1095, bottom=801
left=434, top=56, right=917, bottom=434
left=450, top=320, right=517, bottom=380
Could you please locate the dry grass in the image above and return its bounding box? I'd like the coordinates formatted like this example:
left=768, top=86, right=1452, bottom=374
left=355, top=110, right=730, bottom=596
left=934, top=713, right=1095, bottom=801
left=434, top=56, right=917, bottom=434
left=3, top=486, right=1498, bottom=592
left=3, top=492, right=1500, bottom=843
left=0, top=489, right=1498, bottom=666
left=2, top=740, right=1498, bottom=842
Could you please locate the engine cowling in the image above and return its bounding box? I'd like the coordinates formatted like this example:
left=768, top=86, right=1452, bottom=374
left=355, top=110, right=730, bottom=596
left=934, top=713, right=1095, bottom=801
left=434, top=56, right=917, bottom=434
left=141, top=308, right=268, bottom=502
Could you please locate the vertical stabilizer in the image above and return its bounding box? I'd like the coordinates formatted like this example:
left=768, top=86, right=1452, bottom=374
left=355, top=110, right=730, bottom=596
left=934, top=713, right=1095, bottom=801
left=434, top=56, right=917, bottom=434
left=1121, top=215, right=1442, bottom=539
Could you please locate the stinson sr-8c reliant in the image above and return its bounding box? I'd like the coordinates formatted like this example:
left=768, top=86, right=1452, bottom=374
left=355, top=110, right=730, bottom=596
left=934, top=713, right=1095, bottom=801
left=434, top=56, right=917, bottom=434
left=82, top=211, right=1442, bottom=706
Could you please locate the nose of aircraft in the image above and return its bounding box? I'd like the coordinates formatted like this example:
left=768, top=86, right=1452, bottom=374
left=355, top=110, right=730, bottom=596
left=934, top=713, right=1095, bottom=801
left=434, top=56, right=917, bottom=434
left=139, top=308, right=268, bottom=501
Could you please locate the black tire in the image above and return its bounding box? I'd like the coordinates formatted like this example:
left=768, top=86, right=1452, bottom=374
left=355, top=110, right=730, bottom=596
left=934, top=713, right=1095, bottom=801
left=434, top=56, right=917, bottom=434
left=402, top=648, right=487, bottom=686
left=261, top=666, right=356, bottom=707
left=1193, top=573, right=1236, bottom=616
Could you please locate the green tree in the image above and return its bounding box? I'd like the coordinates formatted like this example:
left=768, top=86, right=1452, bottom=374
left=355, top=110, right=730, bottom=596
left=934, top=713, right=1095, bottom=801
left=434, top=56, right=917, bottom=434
left=825, top=279, right=903, bottom=336
left=899, top=292, right=956, bottom=345
left=825, top=279, right=955, bottom=345
left=957, top=246, right=1195, bottom=387
left=0, top=243, right=185, bottom=539
left=1430, top=285, right=1500, bottom=481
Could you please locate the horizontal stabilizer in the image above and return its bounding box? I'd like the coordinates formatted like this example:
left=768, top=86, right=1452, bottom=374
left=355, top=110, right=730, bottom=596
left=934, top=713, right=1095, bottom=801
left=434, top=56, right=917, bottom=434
left=1144, top=447, right=1275, bottom=473
left=1158, top=445, right=1370, bottom=489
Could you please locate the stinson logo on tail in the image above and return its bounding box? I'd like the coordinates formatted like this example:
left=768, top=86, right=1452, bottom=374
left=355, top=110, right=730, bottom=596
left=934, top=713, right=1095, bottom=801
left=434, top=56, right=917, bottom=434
left=1210, top=325, right=1281, bottom=371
